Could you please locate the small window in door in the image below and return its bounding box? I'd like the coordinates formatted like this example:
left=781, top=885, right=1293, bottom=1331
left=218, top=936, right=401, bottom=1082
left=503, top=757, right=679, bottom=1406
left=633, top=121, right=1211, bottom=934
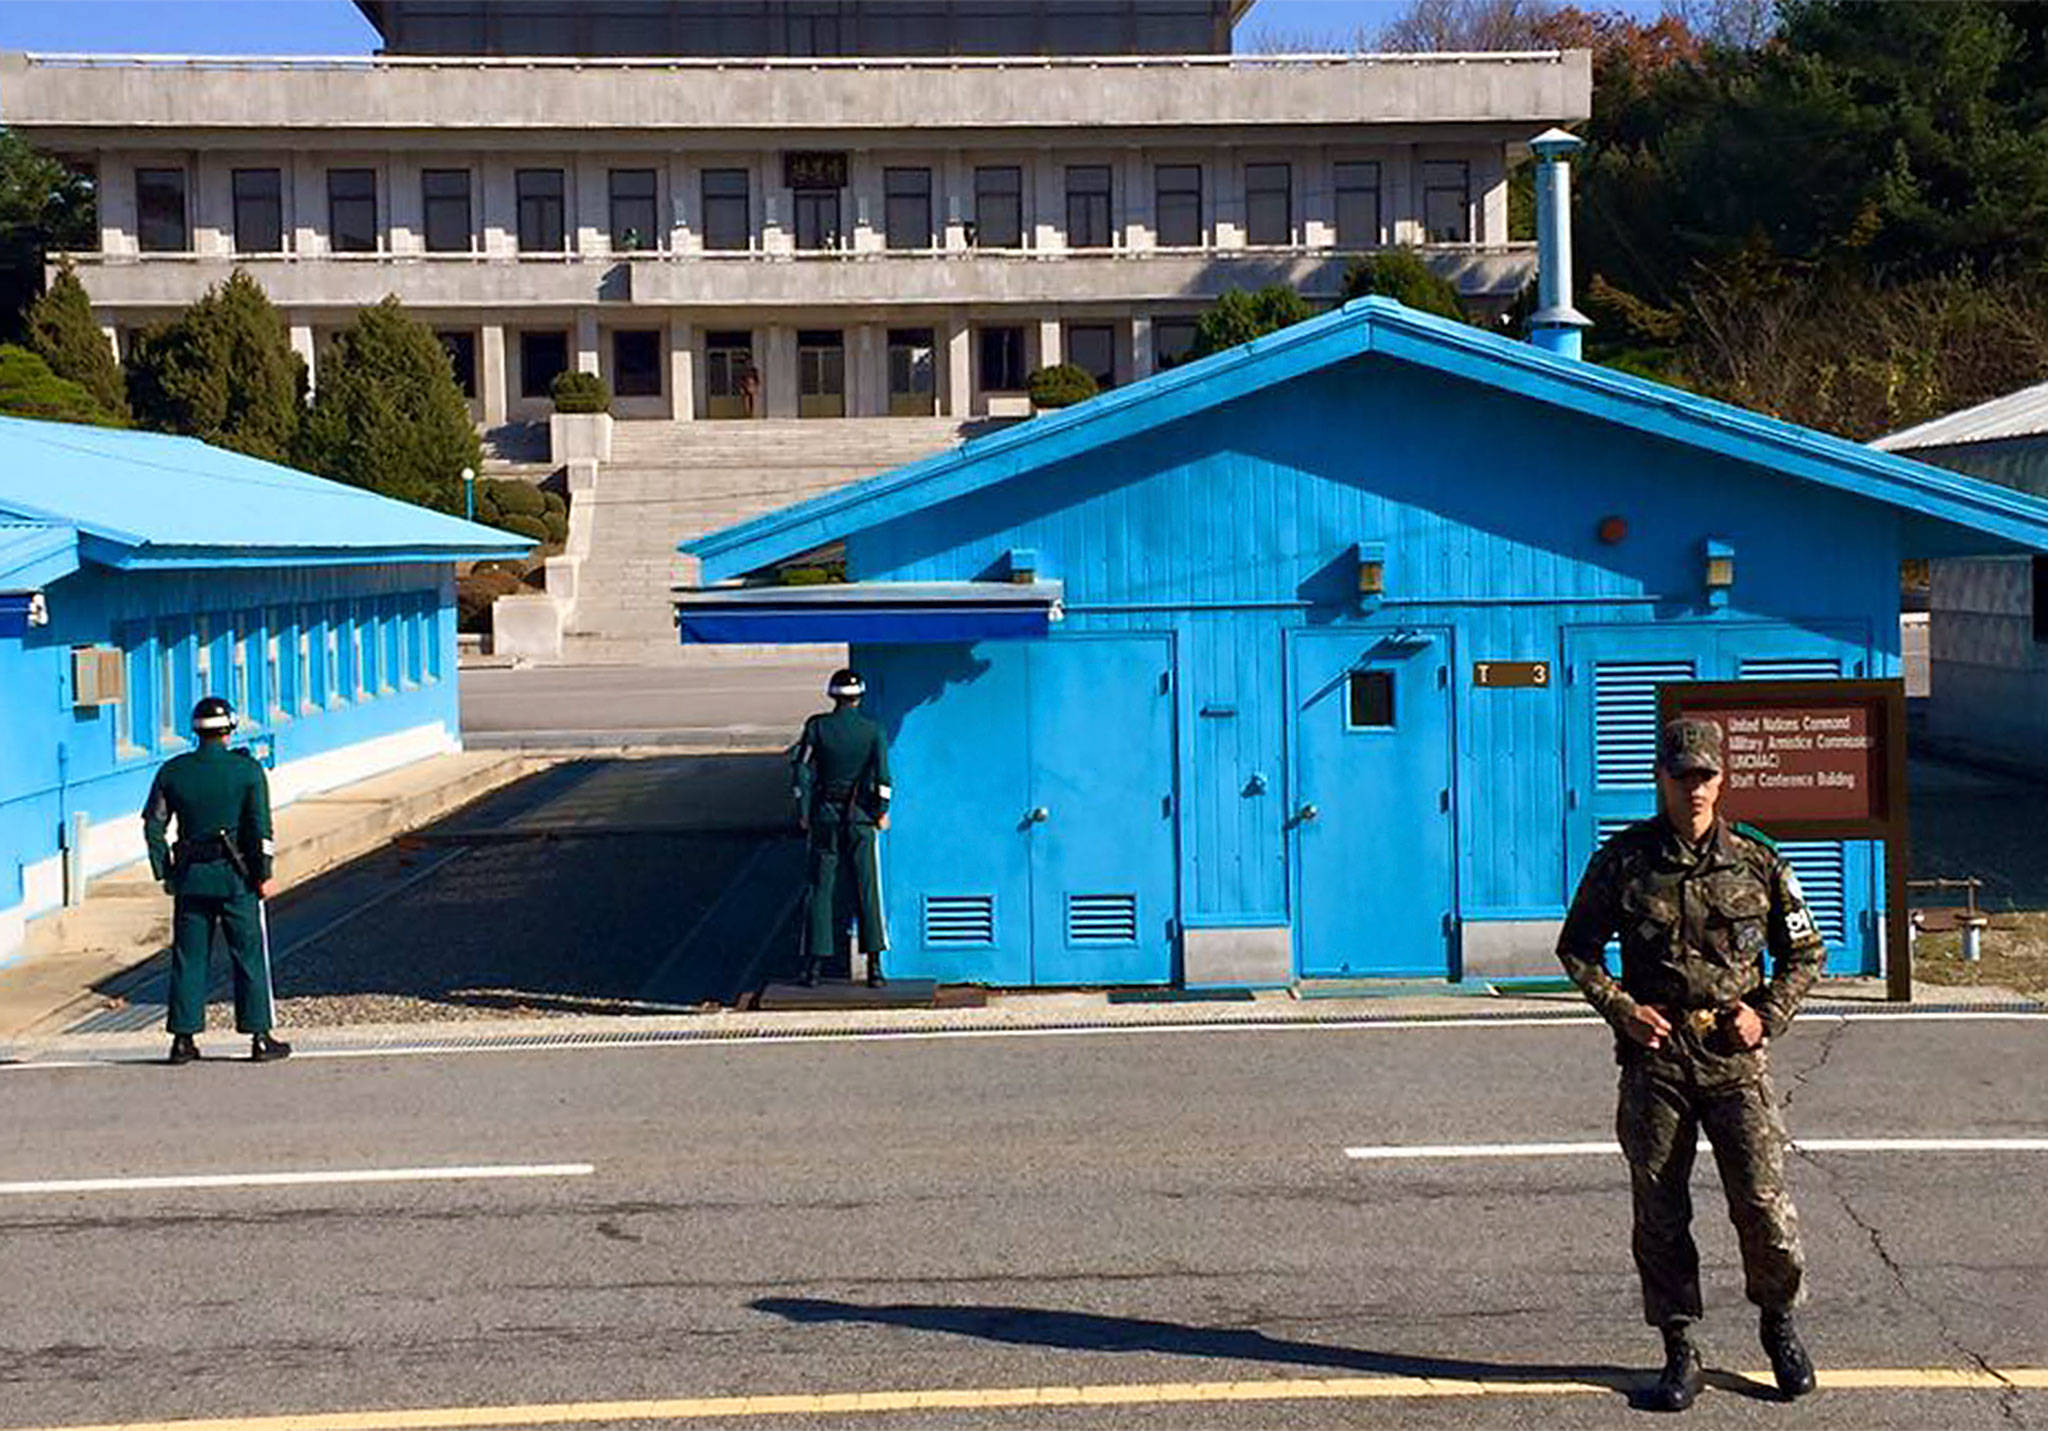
left=1346, top=669, right=1394, bottom=729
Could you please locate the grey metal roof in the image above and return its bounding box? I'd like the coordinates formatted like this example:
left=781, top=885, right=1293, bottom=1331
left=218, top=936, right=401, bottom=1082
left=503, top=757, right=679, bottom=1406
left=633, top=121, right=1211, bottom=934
left=1873, top=379, right=2048, bottom=452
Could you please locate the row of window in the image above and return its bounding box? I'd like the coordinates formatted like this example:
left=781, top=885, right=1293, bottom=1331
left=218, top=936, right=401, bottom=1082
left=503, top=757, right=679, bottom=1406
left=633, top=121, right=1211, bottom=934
left=110, top=596, right=442, bottom=758
left=435, top=318, right=1199, bottom=408
left=133, top=157, right=1476, bottom=256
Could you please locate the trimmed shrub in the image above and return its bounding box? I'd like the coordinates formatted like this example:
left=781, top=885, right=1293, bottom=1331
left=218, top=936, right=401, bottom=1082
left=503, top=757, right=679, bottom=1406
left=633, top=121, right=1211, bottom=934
left=1027, top=363, right=1098, bottom=409
left=551, top=369, right=611, bottom=414
left=482, top=478, right=545, bottom=519
left=456, top=566, right=524, bottom=634
left=495, top=512, right=552, bottom=544
left=293, top=295, right=481, bottom=512
left=26, top=260, right=127, bottom=418
left=0, top=343, right=125, bottom=426
left=1190, top=285, right=1315, bottom=359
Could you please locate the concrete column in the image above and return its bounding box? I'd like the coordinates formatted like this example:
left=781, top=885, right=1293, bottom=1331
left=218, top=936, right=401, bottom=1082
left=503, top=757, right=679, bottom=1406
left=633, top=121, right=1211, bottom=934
left=670, top=155, right=696, bottom=252
left=99, top=325, right=120, bottom=364
left=576, top=154, right=607, bottom=255
left=480, top=323, right=508, bottom=426
left=942, top=148, right=969, bottom=251
left=764, top=325, right=798, bottom=417
left=289, top=323, right=317, bottom=393
left=482, top=159, right=514, bottom=256
left=943, top=318, right=972, bottom=418
left=1036, top=318, right=1063, bottom=373
left=853, top=323, right=886, bottom=416
left=1130, top=313, right=1154, bottom=382
left=387, top=154, right=421, bottom=255
left=98, top=152, right=137, bottom=256
left=1122, top=149, right=1152, bottom=251
left=1213, top=146, right=1244, bottom=248
left=574, top=308, right=600, bottom=376
left=761, top=159, right=792, bottom=256
left=1476, top=148, right=1508, bottom=246
left=668, top=320, right=696, bottom=420
left=193, top=153, right=230, bottom=256
left=292, top=153, right=324, bottom=255
left=1032, top=151, right=1064, bottom=253
left=1302, top=145, right=1334, bottom=249
left=1390, top=145, right=1420, bottom=247
left=850, top=153, right=882, bottom=255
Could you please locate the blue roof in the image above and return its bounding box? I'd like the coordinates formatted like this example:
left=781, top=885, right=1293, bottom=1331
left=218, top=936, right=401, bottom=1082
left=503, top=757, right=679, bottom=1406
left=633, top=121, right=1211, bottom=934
left=0, top=416, right=531, bottom=569
left=687, top=298, right=2048, bottom=582
left=0, top=520, right=80, bottom=592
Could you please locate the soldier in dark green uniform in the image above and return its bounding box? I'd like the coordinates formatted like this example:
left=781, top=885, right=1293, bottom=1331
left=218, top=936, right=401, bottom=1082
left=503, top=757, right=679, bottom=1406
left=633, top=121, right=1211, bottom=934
left=143, top=697, right=291, bottom=1065
left=1557, top=717, right=1824, bottom=1411
left=792, top=669, right=892, bottom=987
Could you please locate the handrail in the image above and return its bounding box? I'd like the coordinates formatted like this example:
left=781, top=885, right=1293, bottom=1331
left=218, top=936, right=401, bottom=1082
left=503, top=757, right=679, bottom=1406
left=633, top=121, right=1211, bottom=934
left=17, top=49, right=1572, bottom=73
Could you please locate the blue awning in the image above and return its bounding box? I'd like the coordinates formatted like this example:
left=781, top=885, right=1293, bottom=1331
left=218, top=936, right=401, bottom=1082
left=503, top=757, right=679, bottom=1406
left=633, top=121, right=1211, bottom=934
left=675, top=581, right=1063, bottom=645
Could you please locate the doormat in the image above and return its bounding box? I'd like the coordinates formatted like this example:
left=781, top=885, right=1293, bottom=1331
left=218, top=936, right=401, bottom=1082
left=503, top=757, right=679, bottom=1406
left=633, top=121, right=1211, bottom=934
left=1293, top=979, right=1494, bottom=1000
left=1108, top=987, right=1257, bottom=1004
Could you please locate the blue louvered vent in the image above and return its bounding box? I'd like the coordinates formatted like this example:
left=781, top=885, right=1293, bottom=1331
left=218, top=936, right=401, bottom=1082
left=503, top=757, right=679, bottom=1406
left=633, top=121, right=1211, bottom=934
left=1594, top=822, right=1846, bottom=949
left=1067, top=893, right=1139, bottom=945
left=1740, top=657, right=1842, bottom=681
left=924, top=895, right=995, bottom=946
left=1775, top=841, right=1847, bottom=946
left=1593, top=661, right=1696, bottom=788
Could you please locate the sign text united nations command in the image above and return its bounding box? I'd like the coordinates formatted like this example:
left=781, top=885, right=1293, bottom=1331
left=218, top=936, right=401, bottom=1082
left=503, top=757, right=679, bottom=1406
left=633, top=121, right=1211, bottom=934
left=1716, top=705, right=1875, bottom=821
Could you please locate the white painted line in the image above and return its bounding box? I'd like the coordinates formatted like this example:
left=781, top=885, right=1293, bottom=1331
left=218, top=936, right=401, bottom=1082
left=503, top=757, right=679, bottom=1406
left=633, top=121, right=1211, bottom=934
left=1344, top=1138, right=2048, bottom=1162
left=3, top=1008, right=2042, bottom=1073
left=0, top=1163, right=595, bottom=1196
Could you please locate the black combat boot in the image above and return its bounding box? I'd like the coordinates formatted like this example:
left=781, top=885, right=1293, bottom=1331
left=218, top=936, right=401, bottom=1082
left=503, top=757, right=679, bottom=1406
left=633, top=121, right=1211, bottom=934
left=1760, top=1309, right=1815, bottom=1399
left=168, top=1034, right=200, bottom=1065
left=865, top=959, right=885, bottom=989
left=250, top=1033, right=292, bottom=1063
left=1643, top=1322, right=1704, bottom=1412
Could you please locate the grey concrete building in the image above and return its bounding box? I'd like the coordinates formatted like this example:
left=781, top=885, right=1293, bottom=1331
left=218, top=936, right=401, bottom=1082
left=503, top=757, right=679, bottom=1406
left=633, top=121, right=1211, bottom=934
left=0, top=5, right=1590, bottom=429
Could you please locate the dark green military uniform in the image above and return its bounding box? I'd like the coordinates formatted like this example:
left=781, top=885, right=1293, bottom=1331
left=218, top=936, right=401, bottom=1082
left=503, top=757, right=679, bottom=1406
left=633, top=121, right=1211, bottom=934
left=792, top=703, right=892, bottom=971
left=143, top=742, right=277, bottom=1037
left=1557, top=814, right=1826, bottom=1328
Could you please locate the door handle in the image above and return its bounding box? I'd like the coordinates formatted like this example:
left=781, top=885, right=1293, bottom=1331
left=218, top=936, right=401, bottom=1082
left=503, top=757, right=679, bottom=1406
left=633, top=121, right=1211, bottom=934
left=1027, top=806, right=1050, bottom=824
left=1296, top=803, right=1319, bottom=823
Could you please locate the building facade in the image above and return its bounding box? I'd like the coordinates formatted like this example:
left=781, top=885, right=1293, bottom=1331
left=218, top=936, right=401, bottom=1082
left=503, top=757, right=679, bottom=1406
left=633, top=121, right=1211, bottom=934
left=0, top=417, right=527, bottom=960
left=680, top=300, right=2048, bottom=989
left=0, top=28, right=1590, bottom=429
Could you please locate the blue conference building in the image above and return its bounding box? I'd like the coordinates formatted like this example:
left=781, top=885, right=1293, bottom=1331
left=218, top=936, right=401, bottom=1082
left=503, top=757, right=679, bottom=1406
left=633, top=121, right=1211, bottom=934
left=682, top=298, right=2048, bottom=989
left=0, top=416, right=527, bottom=958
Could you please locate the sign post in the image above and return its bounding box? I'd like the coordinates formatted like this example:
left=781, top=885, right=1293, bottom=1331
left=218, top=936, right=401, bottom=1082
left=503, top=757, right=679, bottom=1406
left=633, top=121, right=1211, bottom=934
left=1657, top=679, right=1911, bottom=1002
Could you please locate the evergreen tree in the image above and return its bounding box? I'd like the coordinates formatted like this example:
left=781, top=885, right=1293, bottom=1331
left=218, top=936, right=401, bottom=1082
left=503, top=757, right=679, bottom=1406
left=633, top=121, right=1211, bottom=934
left=294, top=295, right=480, bottom=512
left=1189, top=285, right=1314, bottom=360
left=0, top=344, right=125, bottom=427
left=26, top=259, right=127, bottom=419
left=0, top=127, right=96, bottom=342
left=1338, top=249, right=1467, bottom=321
left=124, top=269, right=302, bottom=461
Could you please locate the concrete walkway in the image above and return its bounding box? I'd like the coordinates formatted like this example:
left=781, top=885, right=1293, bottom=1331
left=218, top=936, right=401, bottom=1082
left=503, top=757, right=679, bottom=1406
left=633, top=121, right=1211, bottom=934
left=0, top=750, right=539, bottom=1039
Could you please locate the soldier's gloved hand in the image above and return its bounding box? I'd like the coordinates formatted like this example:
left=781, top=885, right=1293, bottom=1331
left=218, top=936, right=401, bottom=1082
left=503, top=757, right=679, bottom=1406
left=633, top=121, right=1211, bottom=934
left=1620, top=1003, right=1672, bottom=1050
left=161, top=880, right=175, bottom=897
left=1727, top=1003, right=1766, bottom=1050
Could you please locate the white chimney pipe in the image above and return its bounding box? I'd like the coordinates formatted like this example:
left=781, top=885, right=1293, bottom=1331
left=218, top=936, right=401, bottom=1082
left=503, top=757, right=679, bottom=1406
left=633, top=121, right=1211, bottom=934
left=1527, top=127, right=1591, bottom=360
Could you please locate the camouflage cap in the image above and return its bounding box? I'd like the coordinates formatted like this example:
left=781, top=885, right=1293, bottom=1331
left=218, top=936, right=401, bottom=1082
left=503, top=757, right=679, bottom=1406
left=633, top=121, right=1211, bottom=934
left=1659, top=716, right=1724, bottom=776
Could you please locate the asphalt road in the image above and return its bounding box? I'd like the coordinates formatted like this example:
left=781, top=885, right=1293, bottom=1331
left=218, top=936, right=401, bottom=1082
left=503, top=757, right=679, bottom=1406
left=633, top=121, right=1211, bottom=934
left=460, top=661, right=837, bottom=747
left=4, top=1015, right=2046, bottom=1429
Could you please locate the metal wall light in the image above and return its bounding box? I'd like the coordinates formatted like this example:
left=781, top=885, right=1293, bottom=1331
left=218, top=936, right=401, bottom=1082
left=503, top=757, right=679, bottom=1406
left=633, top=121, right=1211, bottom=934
left=1703, top=537, right=1735, bottom=608
left=1355, top=540, right=1387, bottom=601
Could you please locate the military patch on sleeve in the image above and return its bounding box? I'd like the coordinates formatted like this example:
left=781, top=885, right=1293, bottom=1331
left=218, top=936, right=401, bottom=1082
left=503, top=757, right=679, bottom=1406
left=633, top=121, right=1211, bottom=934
left=1781, top=866, right=1819, bottom=941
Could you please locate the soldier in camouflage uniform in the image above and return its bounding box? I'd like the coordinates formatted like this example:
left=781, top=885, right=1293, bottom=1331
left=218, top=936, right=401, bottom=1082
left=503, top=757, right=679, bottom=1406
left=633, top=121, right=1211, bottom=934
left=1557, top=716, right=1825, bottom=1411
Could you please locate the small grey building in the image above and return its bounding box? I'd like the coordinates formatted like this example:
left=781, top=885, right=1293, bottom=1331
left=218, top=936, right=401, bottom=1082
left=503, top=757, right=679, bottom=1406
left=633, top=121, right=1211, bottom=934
left=1875, top=381, right=2048, bottom=771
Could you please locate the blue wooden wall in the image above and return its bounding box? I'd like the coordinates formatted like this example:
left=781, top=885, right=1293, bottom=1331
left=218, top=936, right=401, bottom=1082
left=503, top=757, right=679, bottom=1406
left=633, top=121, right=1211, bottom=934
left=848, top=355, right=1901, bottom=984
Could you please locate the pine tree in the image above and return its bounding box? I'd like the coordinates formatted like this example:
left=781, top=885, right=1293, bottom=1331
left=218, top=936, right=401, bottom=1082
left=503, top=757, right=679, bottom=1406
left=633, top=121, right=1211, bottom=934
left=1190, top=285, right=1315, bottom=360
left=0, top=344, right=124, bottom=427
left=125, top=268, right=301, bottom=461
left=26, top=259, right=128, bottom=419
left=294, top=295, right=480, bottom=512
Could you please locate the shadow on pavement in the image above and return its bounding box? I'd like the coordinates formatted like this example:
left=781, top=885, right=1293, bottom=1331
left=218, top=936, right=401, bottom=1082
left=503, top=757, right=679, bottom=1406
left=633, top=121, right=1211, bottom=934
left=748, top=1297, right=1786, bottom=1406
left=1908, top=753, right=2048, bottom=911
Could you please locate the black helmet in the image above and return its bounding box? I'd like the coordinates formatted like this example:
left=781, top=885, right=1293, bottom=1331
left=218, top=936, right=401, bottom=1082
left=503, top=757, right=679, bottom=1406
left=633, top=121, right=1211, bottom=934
left=190, top=696, right=237, bottom=734
left=827, top=668, right=866, bottom=699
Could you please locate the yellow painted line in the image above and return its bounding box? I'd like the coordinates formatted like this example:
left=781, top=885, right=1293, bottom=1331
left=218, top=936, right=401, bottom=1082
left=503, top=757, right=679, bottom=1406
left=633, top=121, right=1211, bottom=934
left=6, top=1367, right=2046, bottom=1430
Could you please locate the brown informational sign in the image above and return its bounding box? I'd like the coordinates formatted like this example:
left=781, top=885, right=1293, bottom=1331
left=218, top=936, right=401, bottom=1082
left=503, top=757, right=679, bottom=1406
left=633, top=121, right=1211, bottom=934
left=1659, top=678, right=1911, bottom=999
left=784, top=151, right=847, bottom=190
left=1473, top=660, right=1551, bottom=688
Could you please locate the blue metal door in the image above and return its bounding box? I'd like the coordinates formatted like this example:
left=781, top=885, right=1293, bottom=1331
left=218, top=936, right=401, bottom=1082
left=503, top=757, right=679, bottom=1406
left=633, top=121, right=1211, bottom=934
left=1026, top=636, right=1178, bottom=985
left=1290, top=627, right=1456, bottom=978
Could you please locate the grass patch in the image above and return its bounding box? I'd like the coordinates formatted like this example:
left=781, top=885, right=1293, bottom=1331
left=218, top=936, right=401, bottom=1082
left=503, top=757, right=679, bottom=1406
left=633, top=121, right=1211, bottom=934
left=1912, top=909, right=2048, bottom=996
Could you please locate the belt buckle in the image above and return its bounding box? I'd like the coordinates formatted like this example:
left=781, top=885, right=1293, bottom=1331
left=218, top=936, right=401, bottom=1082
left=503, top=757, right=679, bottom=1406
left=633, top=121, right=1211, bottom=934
left=1687, top=1007, right=1720, bottom=1035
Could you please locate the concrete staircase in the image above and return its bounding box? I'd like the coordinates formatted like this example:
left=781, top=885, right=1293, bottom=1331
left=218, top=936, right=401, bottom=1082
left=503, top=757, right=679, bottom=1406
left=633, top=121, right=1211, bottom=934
left=560, top=418, right=968, bottom=665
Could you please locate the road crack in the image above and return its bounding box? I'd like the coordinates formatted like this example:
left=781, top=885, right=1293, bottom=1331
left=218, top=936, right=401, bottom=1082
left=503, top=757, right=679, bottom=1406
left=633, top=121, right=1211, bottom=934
left=1777, top=1013, right=1849, bottom=1114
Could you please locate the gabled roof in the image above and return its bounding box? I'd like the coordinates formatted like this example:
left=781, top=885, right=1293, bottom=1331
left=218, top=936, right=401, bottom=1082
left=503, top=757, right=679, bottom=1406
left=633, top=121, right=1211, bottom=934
left=687, top=298, right=2048, bottom=583
left=1874, top=378, right=2048, bottom=453
left=0, top=416, right=530, bottom=569
left=0, top=520, right=79, bottom=592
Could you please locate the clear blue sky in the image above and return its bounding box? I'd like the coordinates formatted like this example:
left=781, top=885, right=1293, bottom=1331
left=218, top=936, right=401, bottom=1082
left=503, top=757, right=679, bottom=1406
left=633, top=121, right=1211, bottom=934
left=0, top=0, right=1671, bottom=56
